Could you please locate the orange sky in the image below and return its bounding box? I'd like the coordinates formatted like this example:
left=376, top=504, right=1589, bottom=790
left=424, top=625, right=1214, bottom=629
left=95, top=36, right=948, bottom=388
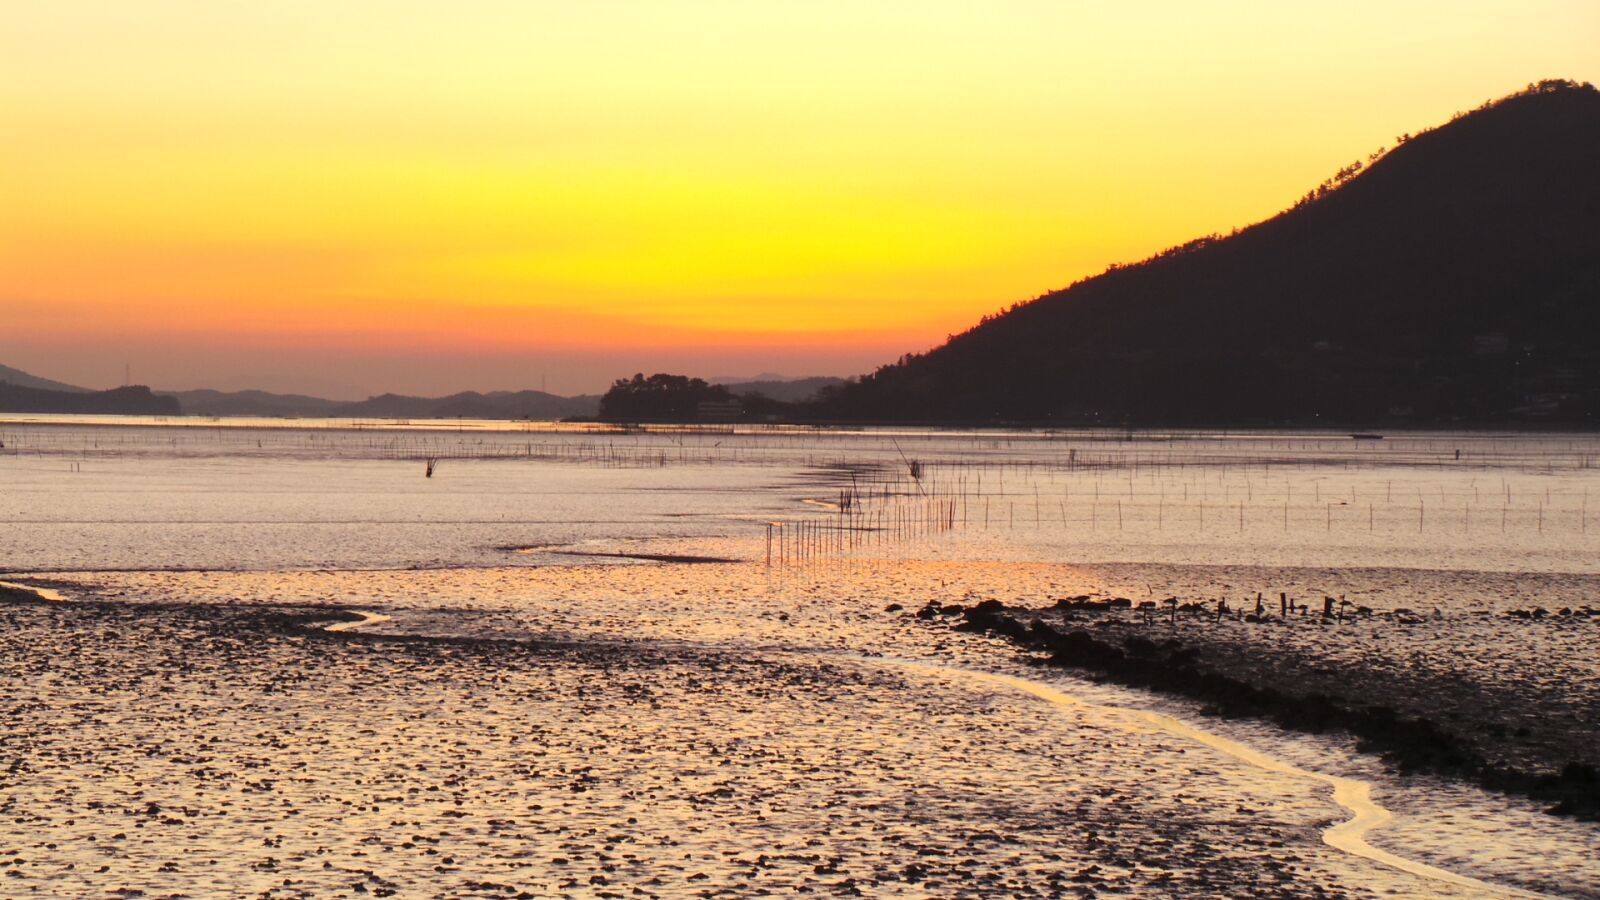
left=3, top=1, right=1597, bottom=397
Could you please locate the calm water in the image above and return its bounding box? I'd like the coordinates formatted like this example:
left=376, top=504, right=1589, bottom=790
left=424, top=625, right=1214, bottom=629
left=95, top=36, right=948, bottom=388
left=2, top=418, right=1597, bottom=897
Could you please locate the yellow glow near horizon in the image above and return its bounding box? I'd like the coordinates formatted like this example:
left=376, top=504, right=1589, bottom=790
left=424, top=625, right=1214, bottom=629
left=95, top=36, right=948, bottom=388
left=2, top=1, right=1598, bottom=391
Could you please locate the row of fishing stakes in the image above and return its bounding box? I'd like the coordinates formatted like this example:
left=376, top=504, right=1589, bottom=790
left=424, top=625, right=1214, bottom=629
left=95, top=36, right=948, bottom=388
left=1130, top=591, right=1369, bottom=626
left=766, top=495, right=961, bottom=569
left=754, top=459, right=1600, bottom=567
left=10, top=424, right=1599, bottom=538
left=18, top=425, right=1600, bottom=472
left=903, top=460, right=1597, bottom=537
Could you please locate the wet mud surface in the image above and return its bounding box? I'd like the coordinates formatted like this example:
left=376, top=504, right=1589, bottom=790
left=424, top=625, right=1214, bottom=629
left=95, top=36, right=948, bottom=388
left=937, top=595, right=1599, bottom=820
left=948, top=562, right=1600, bottom=789
left=1, top=597, right=1403, bottom=899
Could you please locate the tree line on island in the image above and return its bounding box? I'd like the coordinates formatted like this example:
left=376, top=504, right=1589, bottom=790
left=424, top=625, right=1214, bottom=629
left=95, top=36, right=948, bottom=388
left=597, top=373, right=812, bottom=422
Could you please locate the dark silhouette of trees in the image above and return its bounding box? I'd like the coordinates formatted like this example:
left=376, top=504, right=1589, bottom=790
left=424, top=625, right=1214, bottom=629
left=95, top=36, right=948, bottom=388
left=598, top=373, right=736, bottom=421
left=815, top=81, right=1600, bottom=426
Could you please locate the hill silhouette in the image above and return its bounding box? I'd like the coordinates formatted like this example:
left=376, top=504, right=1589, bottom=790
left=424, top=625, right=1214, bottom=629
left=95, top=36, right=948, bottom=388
left=166, top=387, right=605, bottom=419
left=0, top=383, right=180, bottom=415
left=162, top=388, right=344, bottom=417
left=822, top=81, right=1600, bottom=425
left=331, top=390, right=599, bottom=420
left=0, top=363, right=603, bottom=419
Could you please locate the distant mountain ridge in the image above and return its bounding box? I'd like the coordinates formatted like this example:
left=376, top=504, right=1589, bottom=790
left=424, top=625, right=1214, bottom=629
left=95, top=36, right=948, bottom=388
left=0, top=363, right=604, bottom=419
left=329, top=390, right=600, bottom=420
left=0, top=383, right=180, bottom=415
left=165, top=389, right=344, bottom=417
left=0, top=361, right=848, bottom=420
left=165, top=387, right=603, bottom=419
left=822, top=80, right=1600, bottom=425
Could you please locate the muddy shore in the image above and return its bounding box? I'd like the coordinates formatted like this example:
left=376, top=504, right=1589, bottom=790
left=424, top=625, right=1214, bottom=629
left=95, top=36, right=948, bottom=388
left=2, top=594, right=1398, bottom=898
left=922, top=596, right=1600, bottom=821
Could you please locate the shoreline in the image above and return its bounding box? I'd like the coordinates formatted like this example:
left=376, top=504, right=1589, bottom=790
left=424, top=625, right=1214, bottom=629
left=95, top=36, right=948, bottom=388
left=927, top=598, right=1600, bottom=821
left=0, top=596, right=1384, bottom=896
left=5, top=581, right=1593, bottom=895
left=865, top=655, right=1543, bottom=898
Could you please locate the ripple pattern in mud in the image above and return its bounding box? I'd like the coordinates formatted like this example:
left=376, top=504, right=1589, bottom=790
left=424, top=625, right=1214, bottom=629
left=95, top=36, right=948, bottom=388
left=0, top=600, right=1417, bottom=898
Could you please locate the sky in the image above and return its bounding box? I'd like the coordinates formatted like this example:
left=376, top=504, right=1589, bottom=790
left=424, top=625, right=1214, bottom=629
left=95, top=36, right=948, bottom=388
left=3, top=1, right=1597, bottom=398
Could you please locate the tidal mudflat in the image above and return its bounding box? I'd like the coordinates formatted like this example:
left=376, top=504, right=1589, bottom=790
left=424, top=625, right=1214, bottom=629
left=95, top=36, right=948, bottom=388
left=3, top=419, right=1598, bottom=897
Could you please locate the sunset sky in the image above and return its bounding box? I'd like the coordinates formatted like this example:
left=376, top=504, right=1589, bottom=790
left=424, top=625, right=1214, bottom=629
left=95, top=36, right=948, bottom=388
left=3, top=1, right=1597, bottom=397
